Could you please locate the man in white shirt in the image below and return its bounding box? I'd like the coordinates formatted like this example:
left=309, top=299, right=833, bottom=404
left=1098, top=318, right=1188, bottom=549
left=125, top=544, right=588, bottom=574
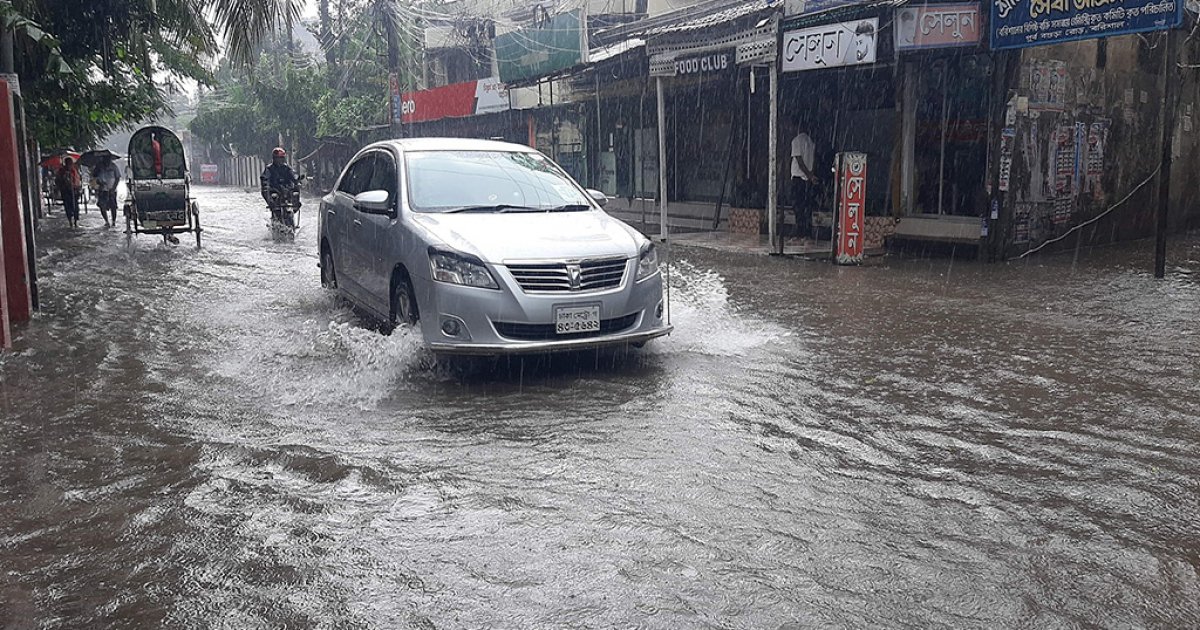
left=790, top=116, right=818, bottom=240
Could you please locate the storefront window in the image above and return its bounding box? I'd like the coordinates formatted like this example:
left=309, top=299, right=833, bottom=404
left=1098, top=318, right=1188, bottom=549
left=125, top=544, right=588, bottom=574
left=593, top=96, right=658, bottom=200
left=781, top=67, right=896, bottom=217
left=912, top=55, right=991, bottom=216
left=535, top=116, right=586, bottom=184
left=669, top=77, right=738, bottom=204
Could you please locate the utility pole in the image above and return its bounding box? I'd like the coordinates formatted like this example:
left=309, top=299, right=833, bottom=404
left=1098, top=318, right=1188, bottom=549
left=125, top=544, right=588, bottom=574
left=380, top=1, right=401, bottom=137
left=1154, top=29, right=1178, bottom=279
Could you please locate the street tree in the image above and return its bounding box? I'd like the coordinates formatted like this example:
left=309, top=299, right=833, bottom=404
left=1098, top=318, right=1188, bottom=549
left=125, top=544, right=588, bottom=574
left=0, top=0, right=300, bottom=148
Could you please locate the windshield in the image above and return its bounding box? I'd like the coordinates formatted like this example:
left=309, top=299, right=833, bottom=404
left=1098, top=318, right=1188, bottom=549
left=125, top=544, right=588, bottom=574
left=405, top=150, right=593, bottom=213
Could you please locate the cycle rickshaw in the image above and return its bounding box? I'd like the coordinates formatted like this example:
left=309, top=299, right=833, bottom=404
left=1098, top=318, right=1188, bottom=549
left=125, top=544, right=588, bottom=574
left=124, top=125, right=201, bottom=247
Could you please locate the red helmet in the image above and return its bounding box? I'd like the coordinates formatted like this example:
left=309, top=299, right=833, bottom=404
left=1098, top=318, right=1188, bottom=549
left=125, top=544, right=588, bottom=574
left=272, top=147, right=286, bottom=158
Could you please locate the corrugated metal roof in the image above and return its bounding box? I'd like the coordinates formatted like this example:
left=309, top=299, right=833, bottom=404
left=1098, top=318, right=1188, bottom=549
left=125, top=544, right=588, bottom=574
left=781, top=0, right=906, bottom=30
left=644, top=0, right=783, bottom=36
left=589, top=38, right=645, bottom=64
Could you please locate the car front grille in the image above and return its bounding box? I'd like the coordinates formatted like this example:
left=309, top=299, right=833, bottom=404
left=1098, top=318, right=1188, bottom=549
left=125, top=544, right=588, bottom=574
left=505, top=258, right=628, bottom=293
left=493, top=313, right=639, bottom=341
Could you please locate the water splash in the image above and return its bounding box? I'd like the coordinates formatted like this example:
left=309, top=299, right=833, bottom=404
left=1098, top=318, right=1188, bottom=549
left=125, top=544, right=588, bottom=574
left=656, top=259, right=787, bottom=357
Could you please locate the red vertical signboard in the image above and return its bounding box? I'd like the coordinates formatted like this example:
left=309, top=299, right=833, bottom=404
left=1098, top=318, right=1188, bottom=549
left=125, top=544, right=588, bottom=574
left=0, top=78, right=30, bottom=348
left=834, top=152, right=867, bottom=265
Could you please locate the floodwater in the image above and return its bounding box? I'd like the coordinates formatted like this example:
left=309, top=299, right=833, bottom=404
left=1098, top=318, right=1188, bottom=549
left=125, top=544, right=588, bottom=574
left=2, top=186, right=1199, bottom=629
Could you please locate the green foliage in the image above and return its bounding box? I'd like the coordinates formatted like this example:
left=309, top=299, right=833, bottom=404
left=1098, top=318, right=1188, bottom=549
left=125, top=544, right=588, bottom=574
left=4, top=0, right=298, bottom=148
left=317, top=91, right=385, bottom=139
left=190, top=0, right=419, bottom=159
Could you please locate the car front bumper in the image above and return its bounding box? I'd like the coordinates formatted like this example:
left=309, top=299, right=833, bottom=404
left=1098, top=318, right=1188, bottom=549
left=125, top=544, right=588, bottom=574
left=428, top=323, right=673, bottom=356
left=418, top=261, right=670, bottom=356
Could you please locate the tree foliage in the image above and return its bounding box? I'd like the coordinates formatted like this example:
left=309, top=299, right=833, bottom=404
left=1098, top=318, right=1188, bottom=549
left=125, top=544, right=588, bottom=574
left=2, top=0, right=298, bottom=148
left=189, top=0, right=416, bottom=160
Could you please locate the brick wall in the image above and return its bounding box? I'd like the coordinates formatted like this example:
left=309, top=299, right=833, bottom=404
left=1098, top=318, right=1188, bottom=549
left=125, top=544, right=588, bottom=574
left=729, top=207, right=761, bottom=235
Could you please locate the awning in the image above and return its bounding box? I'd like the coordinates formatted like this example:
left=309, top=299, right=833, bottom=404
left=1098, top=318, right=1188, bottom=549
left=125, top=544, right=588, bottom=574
left=590, top=38, right=645, bottom=64
left=781, top=0, right=907, bottom=30
left=645, top=0, right=783, bottom=36
left=645, top=1, right=783, bottom=76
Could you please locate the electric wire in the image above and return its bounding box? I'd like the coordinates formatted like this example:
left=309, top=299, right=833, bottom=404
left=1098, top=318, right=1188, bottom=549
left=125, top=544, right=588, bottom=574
left=1015, top=164, right=1162, bottom=259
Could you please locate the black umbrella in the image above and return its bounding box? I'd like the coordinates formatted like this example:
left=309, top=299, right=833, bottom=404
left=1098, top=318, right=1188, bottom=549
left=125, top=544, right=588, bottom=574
left=78, top=149, right=124, bottom=168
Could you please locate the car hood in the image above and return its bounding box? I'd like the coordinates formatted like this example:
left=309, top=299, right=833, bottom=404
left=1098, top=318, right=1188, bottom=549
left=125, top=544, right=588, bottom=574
left=409, top=210, right=643, bottom=263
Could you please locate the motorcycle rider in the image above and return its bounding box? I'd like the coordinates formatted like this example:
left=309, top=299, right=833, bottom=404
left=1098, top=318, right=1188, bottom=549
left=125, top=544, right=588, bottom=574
left=261, top=147, right=300, bottom=227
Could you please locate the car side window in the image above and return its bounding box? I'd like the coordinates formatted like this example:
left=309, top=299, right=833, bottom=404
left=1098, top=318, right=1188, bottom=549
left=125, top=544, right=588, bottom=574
left=367, top=152, right=398, bottom=203
left=337, top=154, right=375, bottom=196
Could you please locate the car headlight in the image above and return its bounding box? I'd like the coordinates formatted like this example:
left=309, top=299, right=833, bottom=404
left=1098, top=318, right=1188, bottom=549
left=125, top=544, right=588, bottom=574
left=428, top=249, right=499, bottom=289
left=636, top=243, right=659, bottom=281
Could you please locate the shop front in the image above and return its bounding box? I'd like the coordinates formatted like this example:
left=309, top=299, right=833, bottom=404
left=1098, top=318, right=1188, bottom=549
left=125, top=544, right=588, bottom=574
left=560, top=39, right=662, bottom=229
left=893, top=2, right=993, bottom=244
left=984, top=0, right=1190, bottom=260
left=779, top=5, right=902, bottom=250
left=778, top=1, right=993, bottom=250
left=644, top=2, right=781, bottom=235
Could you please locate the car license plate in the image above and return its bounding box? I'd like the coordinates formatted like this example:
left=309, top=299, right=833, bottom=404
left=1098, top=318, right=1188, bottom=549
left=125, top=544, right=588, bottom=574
left=555, top=305, right=600, bottom=335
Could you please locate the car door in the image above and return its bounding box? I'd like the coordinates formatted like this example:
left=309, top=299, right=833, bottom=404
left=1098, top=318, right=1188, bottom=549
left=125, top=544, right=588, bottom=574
left=321, top=163, right=354, bottom=287
left=333, top=153, right=375, bottom=301
left=358, top=149, right=399, bottom=314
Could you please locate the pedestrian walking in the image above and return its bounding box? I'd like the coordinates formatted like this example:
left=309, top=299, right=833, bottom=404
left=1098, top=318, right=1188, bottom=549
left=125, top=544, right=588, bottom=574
left=91, top=156, right=121, bottom=227
left=56, top=157, right=82, bottom=228
left=789, top=116, right=819, bottom=241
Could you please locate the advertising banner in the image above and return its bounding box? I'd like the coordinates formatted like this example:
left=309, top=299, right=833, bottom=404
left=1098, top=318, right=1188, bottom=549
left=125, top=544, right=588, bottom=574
left=782, top=18, right=879, bottom=72
left=200, top=164, right=218, bottom=184
left=400, top=78, right=510, bottom=125
left=834, top=152, right=867, bottom=265
left=896, top=4, right=982, bottom=50
left=991, top=0, right=1182, bottom=50
left=496, top=10, right=586, bottom=84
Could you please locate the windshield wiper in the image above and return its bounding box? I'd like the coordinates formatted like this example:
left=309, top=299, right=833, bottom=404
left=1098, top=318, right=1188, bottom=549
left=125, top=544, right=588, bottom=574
left=442, top=204, right=541, bottom=214
left=547, top=204, right=592, bottom=212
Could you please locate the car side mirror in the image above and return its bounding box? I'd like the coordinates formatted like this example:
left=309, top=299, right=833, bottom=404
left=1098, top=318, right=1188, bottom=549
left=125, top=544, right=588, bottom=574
left=354, top=189, right=392, bottom=214
left=586, top=188, right=608, bottom=207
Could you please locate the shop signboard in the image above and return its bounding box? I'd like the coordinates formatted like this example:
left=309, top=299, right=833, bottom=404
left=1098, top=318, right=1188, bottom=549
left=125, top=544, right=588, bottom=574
left=991, top=0, right=1182, bottom=50
left=895, top=4, right=982, bottom=50
left=200, top=164, right=218, bottom=184
left=0, top=73, right=19, bottom=97
left=400, top=78, right=510, bottom=125
left=672, top=50, right=734, bottom=76
left=496, top=10, right=586, bottom=84
left=834, top=152, right=867, bottom=265
left=782, top=18, right=879, bottom=72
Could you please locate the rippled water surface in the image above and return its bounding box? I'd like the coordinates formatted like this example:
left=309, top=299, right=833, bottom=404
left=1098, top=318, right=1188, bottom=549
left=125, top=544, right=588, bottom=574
left=2, top=186, right=1200, bottom=629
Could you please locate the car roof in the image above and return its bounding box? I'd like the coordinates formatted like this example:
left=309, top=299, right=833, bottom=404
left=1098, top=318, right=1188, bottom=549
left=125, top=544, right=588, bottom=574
left=368, top=137, right=537, bottom=154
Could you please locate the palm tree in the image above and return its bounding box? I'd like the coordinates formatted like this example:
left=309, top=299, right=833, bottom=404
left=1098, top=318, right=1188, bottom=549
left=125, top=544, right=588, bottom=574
left=156, top=0, right=304, bottom=66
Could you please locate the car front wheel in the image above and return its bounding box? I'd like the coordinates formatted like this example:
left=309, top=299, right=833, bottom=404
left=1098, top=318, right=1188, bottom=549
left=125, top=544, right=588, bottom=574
left=390, top=274, right=419, bottom=330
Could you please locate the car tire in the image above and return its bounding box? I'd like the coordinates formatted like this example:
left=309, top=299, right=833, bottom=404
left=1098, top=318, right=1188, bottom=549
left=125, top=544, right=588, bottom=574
left=390, top=273, right=419, bottom=329
left=321, top=246, right=337, bottom=289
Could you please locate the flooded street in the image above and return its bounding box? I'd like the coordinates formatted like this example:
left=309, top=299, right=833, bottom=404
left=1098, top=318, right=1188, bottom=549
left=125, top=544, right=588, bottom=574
left=2, top=186, right=1200, bottom=629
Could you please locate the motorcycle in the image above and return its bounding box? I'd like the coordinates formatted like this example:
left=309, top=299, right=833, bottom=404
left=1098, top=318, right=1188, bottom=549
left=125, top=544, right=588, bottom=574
left=267, top=174, right=306, bottom=234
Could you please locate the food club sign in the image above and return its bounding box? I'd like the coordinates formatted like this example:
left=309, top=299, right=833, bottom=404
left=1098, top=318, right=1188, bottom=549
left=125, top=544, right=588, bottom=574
left=399, top=78, right=509, bottom=125
left=674, top=51, right=731, bottom=75
left=835, top=152, right=867, bottom=265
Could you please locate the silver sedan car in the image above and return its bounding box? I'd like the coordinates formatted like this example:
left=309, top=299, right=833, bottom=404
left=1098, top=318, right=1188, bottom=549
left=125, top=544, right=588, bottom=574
left=317, top=138, right=672, bottom=355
